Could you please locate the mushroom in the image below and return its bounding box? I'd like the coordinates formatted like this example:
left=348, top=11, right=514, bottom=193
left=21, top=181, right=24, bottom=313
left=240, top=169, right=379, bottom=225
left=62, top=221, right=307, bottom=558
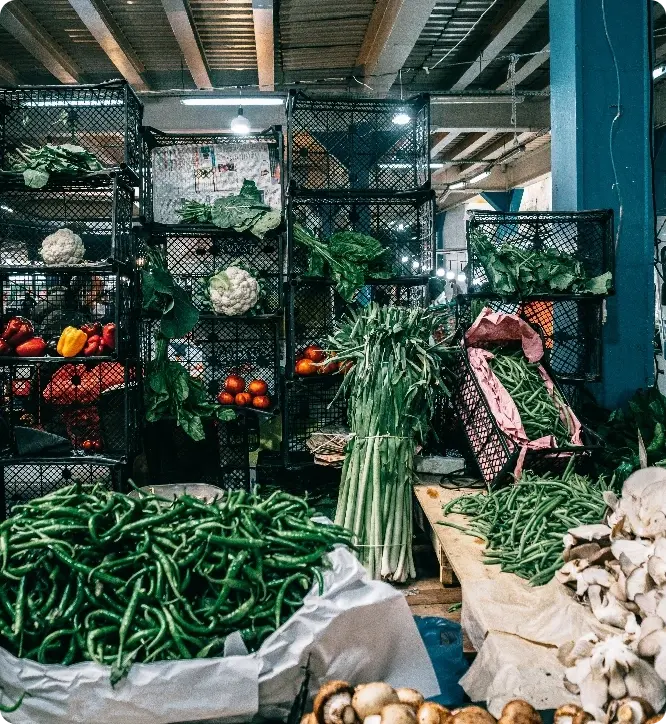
left=567, top=525, right=612, bottom=543
left=577, top=568, right=616, bottom=597
left=416, top=702, right=451, bottom=724
left=302, top=715, right=317, bottom=724
left=314, top=681, right=357, bottom=724
left=606, top=697, right=655, bottom=724
left=557, top=560, right=591, bottom=587
left=368, top=704, right=417, bottom=724
left=396, top=689, right=425, bottom=712
left=644, top=717, right=664, bottom=724
left=611, top=541, right=654, bottom=577
left=351, top=683, right=400, bottom=720
left=552, top=704, right=593, bottom=724
left=448, top=706, right=496, bottom=724
left=636, top=617, right=666, bottom=658
left=588, top=586, right=633, bottom=629
left=626, top=567, right=654, bottom=602
left=497, top=700, right=541, bottom=724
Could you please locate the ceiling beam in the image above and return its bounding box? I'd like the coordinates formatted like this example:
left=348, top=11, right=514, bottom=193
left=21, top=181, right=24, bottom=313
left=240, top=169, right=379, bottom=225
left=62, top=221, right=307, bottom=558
left=252, top=0, right=274, bottom=91
left=496, top=43, right=550, bottom=90
left=430, top=98, right=550, bottom=132
left=356, top=0, right=438, bottom=97
left=67, top=0, right=148, bottom=91
left=450, top=132, right=498, bottom=161
left=451, top=0, right=548, bottom=90
left=431, top=132, right=463, bottom=158
left=161, top=0, right=211, bottom=89
left=0, top=59, right=16, bottom=84
left=0, top=1, right=79, bottom=83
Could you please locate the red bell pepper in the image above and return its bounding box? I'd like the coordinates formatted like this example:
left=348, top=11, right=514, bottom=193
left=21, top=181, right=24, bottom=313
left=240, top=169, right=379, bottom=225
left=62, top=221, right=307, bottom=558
left=0, top=340, right=12, bottom=356
left=101, top=323, right=116, bottom=352
left=15, top=337, right=47, bottom=357
left=2, top=317, right=33, bottom=347
left=83, top=335, right=105, bottom=356
left=80, top=322, right=102, bottom=339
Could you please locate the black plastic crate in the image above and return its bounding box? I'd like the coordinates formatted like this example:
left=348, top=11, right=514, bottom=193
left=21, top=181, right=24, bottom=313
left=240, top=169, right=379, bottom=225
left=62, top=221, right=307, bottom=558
left=0, top=81, right=143, bottom=179
left=140, top=126, right=282, bottom=224
left=0, top=266, right=137, bottom=361
left=287, top=91, right=430, bottom=193
left=456, top=295, right=603, bottom=382
left=287, top=279, right=427, bottom=378
left=0, top=173, right=135, bottom=264
left=142, top=316, right=280, bottom=413
left=0, top=458, right=123, bottom=519
left=454, top=347, right=594, bottom=486
left=288, top=191, right=434, bottom=279
left=143, top=415, right=257, bottom=490
left=283, top=376, right=347, bottom=467
left=141, top=225, right=283, bottom=314
left=466, top=210, right=614, bottom=295
left=0, top=359, right=140, bottom=461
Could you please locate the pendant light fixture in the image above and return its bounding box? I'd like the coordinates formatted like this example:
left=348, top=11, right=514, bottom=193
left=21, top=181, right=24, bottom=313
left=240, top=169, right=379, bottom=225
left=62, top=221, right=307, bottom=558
left=392, top=69, right=412, bottom=126
left=230, top=88, right=251, bottom=134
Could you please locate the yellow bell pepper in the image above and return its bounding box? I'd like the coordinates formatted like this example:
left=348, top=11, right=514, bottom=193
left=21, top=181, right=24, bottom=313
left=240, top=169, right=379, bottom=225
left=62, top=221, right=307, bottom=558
left=56, top=327, right=87, bottom=357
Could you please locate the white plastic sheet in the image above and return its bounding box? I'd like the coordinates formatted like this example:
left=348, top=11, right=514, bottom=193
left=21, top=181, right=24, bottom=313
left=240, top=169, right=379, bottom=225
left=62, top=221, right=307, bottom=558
left=0, top=547, right=438, bottom=724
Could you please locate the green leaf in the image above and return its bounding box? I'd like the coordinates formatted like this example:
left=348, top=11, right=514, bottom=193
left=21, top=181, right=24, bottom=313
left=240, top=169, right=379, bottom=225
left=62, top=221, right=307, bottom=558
left=178, top=409, right=206, bottom=441
left=216, top=407, right=237, bottom=422
left=160, top=285, right=199, bottom=339
left=251, top=210, right=282, bottom=238
left=550, top=271, right=577, bottom=291
left=23, top=168, right=49, bottom=188
left=585, top=271, right=612, bottom=295
left=239, top=179, right=263, bottom=202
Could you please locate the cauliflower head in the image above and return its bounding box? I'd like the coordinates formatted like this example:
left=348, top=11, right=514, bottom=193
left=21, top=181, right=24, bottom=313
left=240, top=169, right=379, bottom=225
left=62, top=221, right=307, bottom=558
left=41, top=228, right=85, bottom=265
left=209, top=266, right=259, bottom=316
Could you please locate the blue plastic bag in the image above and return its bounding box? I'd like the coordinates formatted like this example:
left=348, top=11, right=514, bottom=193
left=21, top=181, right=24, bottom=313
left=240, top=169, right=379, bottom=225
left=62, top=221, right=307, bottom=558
left=414, top=616, right=469, bottom=708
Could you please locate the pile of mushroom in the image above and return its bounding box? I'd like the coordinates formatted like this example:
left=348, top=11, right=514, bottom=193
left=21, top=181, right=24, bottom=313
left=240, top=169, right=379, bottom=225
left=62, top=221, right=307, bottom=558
left=555, top=467, right=666, bottom=719
left=300, top=682, right=542, bottom=724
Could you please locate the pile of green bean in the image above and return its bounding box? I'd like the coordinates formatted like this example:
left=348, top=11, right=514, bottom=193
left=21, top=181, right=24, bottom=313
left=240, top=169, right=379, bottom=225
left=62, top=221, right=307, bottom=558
left=0, top=484, right=352, bottom=680
left=440, top=465, right=609, bottom=586
left=488, top=348, right=570, bottom=444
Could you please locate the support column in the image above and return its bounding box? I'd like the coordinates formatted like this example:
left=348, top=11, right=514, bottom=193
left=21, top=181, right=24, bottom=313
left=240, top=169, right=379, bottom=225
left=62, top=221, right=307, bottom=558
left=481, top=189, right=524, bottom=212
left=550, top=0, right=655, bottom=408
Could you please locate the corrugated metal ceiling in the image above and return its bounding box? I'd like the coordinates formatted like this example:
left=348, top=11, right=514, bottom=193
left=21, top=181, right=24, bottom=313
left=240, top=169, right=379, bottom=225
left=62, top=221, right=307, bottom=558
left=190, top=0, right=257, bottom=70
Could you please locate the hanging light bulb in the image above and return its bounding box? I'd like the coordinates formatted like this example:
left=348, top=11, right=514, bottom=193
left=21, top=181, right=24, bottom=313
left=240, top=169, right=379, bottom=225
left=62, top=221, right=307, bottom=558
left=436, top=268, right=446, bottom=278
left=457, top=273, right=466, bottom=283
left=392, top=110, right=411, bottom=125
left=230, top=106, right=250, bottom=134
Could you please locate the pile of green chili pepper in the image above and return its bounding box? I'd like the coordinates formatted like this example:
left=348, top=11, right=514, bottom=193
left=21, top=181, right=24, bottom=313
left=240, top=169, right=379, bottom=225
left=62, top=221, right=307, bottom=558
left=439, top=463, right=609, bottom=586
left=488, top=348, right=571, bottom=445
left=0, top=483, right=352, bottom=682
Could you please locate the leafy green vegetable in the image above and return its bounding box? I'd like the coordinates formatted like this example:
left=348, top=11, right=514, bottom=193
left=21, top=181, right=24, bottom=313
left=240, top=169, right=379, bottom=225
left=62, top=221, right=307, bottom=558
left=142, top=247, right=199, bottom=338
left=293, top=226, right=391, bottom=302
left=470, top=232, right=612, bottom=296
left=11, top=144, right=103, bottom=187
left=176, top=180, right=282, bottom=239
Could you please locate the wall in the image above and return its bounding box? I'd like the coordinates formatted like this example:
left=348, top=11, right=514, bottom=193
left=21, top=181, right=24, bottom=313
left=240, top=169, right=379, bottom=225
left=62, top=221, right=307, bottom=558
left=519, top=175, right=552, bottom=211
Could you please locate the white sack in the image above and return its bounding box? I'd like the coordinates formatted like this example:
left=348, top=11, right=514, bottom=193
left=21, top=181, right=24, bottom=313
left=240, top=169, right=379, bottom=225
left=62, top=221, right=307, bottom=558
left=0, top=547, right=438, bottom=724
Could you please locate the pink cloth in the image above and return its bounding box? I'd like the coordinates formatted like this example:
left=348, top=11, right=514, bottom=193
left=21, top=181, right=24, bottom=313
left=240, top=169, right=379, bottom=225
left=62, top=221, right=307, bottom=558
left=463, top=309, right=583, bottom=480
left=465, top=307, right=544, bottom=363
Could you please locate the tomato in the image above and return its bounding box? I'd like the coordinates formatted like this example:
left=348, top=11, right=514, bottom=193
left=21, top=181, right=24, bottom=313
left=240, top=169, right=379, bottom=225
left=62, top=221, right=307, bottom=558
left=224, top=375, right=246, bottom=394
left=252, top=395, right=271, bottom=410
left=217, top=391, right=235, bottom=405
left=295, top=358, right=317, bottom=376
left=319, top=358, right=339, bottom=375
left=303, top=345, right=325, bottom=362
left=82, top=440, right=95, bottom=452
left=235, top=392, right=252, bottom=406
left=247, top=379, right=268, bottom=396
left=92, top=440, right=103, bottom=452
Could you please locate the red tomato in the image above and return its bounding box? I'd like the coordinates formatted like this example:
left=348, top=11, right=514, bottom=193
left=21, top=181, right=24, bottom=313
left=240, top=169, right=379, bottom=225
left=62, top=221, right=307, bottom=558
left=92, top=440, right=103, bottom=452
left=217, top=391, right=235, bottom=405
left=224, top=375, right=246, bottom=394
left=247, top=379, right=268, bottom=396
left=295, top=358, right=317, bottom=376
left=82, top=440, right=95, bottom=452
left=303, top=345, right=325, bottom=362
left=235, top=392, right=252, bottom=406
left=319, top=359, right=339, bottom=375
left=252, top=395, right=271, bottom=410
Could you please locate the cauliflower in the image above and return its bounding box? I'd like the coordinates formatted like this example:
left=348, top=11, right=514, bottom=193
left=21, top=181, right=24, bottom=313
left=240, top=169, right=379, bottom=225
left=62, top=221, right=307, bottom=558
left=41, top=228, right=85, bottom=265
left=209, top=266, right=259, bottom=316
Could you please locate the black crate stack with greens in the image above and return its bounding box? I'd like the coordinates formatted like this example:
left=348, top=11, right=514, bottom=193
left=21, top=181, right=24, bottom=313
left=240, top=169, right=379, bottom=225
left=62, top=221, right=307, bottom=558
left=284, top=90, right=434, bottom=466
left=0, top=81, right=143, bottom=517
left=139, top=128, right=284, bottom=489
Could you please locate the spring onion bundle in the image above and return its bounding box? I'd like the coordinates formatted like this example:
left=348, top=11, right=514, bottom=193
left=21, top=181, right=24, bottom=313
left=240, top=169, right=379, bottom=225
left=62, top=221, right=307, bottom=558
left=440, top=464, right=609, bottom=586
left=331, top=304, right=456, bottom=582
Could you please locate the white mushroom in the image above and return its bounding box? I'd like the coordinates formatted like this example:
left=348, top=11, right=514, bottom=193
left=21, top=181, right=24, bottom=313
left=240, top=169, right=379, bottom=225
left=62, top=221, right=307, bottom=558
left=552, top=704, right=592, bottom=724
left=606, top=697, right=655, bottom=724
left=416, top=702, right=450, bottom=724
left=352, top=683, right=400, bottom=720
left=568, top=525, right=612, bottom=542
left=635, top=590, right=662, bottom=619
left=557, top=560, right=591, bottom=587
left=588, top=586, right=633, bottom=629
left=577, top=567, right=616, bottom=597
left=396, top=690, right=424, bottom=712
left=636, top=617, right=666, bottom=658
left=623, top=659, right=666, bottom=712
left=611, top=541, right=654, bottom=576
left=314, top=682, right=358, bottom=724
left=626, top=567, right=654, bottom=602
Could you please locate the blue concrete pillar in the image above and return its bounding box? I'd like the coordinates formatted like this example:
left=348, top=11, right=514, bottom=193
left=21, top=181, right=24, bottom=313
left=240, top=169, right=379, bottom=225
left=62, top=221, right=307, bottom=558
left=550, top=0, right=655, bottom=408
left=655, top=127, right=666, bottom=215
left=481, top=189, right=524, bottom=212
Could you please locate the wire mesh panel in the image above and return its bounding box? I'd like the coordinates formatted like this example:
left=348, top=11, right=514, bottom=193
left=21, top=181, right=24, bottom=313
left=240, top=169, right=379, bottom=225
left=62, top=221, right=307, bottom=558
left=287, top=280, right=427, bottom=378
left=143, top=416, right=256, bottom=490
left=287, top=91, right=430, bottom=193
left=141, top=127, right=282, bottom=224
left=142, top=316, right=280, bottom=412
left=142, top=226, right=283, bottom=314
left=0, top=81, right=143, bottom=177
left=283, top=377, right=347, bottom=467
left=288, top=192, right=434, bottom=278
left=0, top=360, right=139, bottom=460
left=467, top=210, right=614, bottom=294
left=454, top=349, right=592, bottom=486
left=0, top=174, right=135, bottom=264
left=0, top=459, right=122, bottom=519
left=0, top=268, right=136, bottom=360
left=456, top=295, right=603, bottom=382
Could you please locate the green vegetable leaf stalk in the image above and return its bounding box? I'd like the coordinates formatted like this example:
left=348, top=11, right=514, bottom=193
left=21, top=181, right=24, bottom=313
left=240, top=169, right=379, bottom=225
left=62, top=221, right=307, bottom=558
left=331, top=304, right=458, bottom=582
left=440, top=463, right=609, bottom=586
left=11, top=144, right=104, bottom=188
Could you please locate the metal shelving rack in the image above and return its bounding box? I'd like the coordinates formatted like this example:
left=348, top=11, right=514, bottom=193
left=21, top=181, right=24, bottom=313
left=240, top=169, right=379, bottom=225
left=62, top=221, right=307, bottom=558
left=139, top=126, right=284, bottom=489
left=283, top=91, right=434, bottom=467
left=0, top=81, right=143, bottom=516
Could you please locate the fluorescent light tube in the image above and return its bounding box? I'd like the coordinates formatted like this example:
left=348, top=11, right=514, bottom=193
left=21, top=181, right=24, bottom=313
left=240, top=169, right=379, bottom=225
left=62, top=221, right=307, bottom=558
left=181, top=97, right=284, bottom=106
left=469, top=171, right=491, bottom=184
